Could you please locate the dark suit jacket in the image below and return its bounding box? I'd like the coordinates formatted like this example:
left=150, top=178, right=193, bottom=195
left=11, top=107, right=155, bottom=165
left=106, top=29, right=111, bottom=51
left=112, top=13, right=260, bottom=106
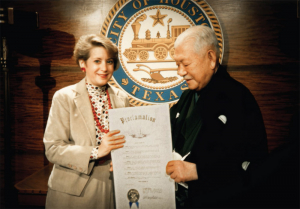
left=170, top=66, right=268, bottom=208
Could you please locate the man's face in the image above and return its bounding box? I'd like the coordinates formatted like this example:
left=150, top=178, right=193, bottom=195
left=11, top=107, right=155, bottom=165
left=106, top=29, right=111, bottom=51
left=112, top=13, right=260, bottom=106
left=174, top=41, right=216, bottom=91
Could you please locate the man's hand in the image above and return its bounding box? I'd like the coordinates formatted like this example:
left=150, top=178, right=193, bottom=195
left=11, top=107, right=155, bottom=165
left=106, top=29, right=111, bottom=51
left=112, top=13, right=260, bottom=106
left=98, top=130, right=125, bottom=158
left=166, top=160, right=198, bottom=183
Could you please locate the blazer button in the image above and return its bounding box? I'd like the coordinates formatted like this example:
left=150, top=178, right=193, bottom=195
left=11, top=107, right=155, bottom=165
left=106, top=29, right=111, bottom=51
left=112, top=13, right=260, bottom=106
left=68, top=164, right=72, bottom=168
left=73, top=166, right=77, bottom=170
left=79, top=168, right=83, bottom=172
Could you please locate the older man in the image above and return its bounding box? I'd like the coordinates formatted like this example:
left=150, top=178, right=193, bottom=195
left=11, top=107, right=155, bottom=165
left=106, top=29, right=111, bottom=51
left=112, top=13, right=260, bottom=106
left=166, top=25, right=268, bottom=208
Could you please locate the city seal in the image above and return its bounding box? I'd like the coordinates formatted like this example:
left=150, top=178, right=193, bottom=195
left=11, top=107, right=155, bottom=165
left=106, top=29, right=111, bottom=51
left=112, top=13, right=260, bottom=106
left=101, top=0, right=224, bottom=107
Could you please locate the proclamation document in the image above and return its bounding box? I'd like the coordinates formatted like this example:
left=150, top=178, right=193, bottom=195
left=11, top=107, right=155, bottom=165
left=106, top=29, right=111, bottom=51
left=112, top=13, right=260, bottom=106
left=109, top=104, right=175, bottom=209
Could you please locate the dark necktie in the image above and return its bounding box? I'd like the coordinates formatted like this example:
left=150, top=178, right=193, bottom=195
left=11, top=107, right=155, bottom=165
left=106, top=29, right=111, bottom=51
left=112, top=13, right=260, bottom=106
left=195, top=91, right=200, bottom=104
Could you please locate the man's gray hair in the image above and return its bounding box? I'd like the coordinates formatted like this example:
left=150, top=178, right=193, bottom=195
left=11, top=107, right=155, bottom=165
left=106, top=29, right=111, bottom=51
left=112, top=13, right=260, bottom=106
left=174, top=25, right=220, bottom=60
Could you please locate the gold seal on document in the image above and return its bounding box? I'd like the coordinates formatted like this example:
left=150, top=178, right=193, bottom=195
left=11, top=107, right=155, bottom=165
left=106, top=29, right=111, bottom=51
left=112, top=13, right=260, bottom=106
left=127, top=189, right=140, bottom=203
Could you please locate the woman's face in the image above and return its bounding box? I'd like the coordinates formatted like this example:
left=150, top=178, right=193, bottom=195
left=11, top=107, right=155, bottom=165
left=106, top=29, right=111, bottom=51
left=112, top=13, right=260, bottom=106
left=80, top=46, right=115, bottom=87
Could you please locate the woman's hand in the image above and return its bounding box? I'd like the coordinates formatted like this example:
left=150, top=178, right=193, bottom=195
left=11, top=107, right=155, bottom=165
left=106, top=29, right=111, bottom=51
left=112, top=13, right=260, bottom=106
left=110, top=161, right=113, bottom=172
left=97, top=130, right=125, bottom=158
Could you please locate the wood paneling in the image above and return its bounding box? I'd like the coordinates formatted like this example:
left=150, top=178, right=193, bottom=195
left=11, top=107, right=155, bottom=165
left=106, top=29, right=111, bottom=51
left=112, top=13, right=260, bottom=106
left=209, top=0, right=299, bottom=66
left=0, top=0, right=299, bottom=207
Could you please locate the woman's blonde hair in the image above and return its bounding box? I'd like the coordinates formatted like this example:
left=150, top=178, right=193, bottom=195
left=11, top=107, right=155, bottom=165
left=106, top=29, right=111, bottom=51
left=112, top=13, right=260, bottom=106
left=73, top=34, right=119, bottom=71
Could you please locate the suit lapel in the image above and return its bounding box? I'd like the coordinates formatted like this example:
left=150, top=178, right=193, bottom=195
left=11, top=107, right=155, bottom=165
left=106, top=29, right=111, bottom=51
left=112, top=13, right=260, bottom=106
left=171, top=90, right=204, bottom=156
left=73, top=78, right=96, bottom=146
left=183, top=95, right=203, bottom=137
left=180, top=92, right=204, bottom=155
left=107, top=85, right=125, bottom=109
left=171, top=90, right=192, bottom=147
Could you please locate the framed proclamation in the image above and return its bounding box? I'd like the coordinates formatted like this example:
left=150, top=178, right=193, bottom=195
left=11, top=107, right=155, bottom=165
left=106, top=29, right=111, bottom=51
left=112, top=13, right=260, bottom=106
left=109, top=104, right=175, bottom=209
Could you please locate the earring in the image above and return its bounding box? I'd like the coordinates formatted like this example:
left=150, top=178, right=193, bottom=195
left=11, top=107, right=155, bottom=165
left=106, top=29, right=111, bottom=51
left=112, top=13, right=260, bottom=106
left=81, top=68, right=86, bottom=72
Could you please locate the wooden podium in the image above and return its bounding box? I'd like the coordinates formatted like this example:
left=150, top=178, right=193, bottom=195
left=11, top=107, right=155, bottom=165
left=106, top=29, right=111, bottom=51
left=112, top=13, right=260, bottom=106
left=14, top=163, right=53, bottom=207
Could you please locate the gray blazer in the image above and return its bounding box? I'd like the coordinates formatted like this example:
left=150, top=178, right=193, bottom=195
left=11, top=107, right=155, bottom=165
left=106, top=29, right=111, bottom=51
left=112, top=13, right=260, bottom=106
left=43, top=78, right=130, bottom=196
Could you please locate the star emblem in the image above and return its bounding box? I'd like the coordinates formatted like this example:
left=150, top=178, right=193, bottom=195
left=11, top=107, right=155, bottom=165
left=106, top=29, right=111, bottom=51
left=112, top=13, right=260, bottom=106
left=150, top=9, right=167, bottom=27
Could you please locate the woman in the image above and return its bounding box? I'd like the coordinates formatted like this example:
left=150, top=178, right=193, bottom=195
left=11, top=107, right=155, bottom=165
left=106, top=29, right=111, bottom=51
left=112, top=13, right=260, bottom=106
left=43, top=34, right=130, bottom=209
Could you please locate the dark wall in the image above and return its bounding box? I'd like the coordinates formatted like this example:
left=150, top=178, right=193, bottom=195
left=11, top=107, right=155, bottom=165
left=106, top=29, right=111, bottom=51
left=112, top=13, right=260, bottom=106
left=0, top=0, right=299, bottom=208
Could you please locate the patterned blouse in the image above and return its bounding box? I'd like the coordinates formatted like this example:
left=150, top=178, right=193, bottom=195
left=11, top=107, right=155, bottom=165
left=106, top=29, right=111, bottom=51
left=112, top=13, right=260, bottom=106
left=86, top=82, right=111, bottom=160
